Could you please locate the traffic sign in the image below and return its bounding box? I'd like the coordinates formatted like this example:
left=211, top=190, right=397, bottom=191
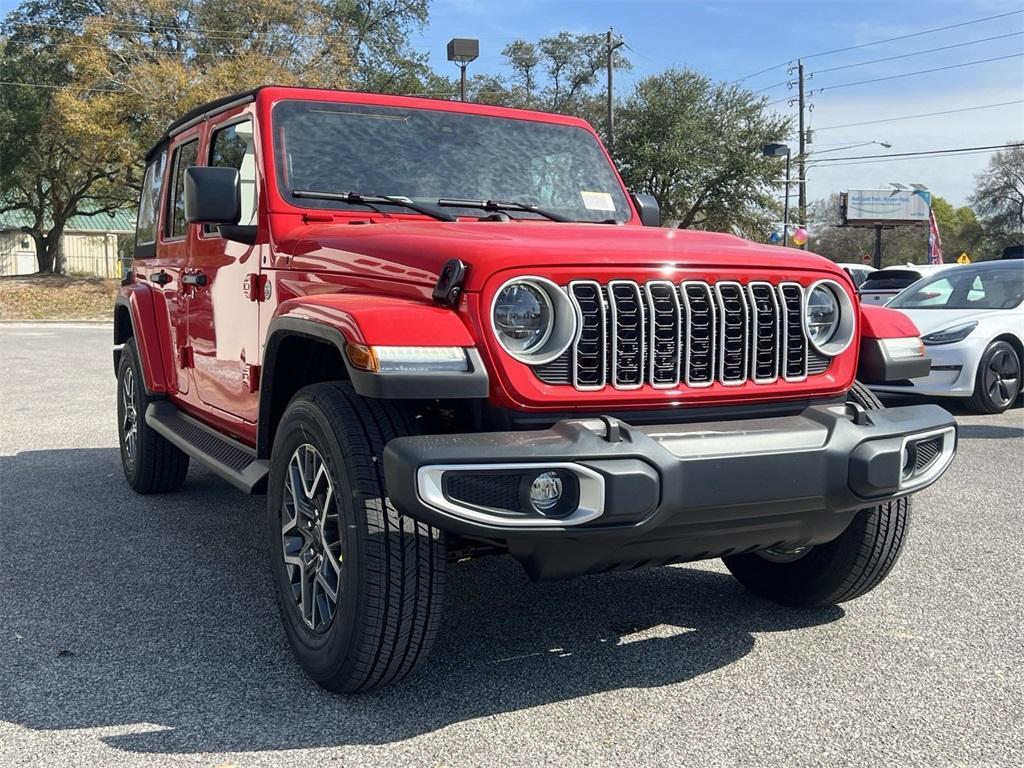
left=956, top=252, right=971, bottom=265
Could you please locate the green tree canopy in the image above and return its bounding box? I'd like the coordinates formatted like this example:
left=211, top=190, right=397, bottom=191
left=970, top=143, right=1024, bottom=252
left=613, top=69, right=792, bottom=236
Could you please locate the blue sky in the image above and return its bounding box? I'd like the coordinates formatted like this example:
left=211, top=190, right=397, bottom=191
left=417, top=0, right=1024, bottom=208
left=3, top=0, right=1021, bottom=208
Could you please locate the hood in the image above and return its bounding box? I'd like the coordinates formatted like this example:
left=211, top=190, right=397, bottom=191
left=896, top=307, right=1011, bottom=336
left=276, top=219, right=843, bottom=291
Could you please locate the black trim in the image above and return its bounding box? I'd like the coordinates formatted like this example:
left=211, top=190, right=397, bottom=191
left=145, top=89, right=259, bottom=162
left=858, top=338, right=932, bottom=384
left=384, top=403, right=957, bottom=579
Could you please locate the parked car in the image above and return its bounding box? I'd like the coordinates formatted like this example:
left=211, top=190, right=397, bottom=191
left=836, top=262, right=876, bottom=288
left=873, top=260, right=1024, bottom=413
left=859, top=264, right=956, bottom=305
left=113, top=86, right=956, bottom=693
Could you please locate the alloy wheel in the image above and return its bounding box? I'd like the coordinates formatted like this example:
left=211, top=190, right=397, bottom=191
left=121, top=367, right=138, bottom=467
left=281, top=444, right=343, bottom=632
left=984, top=347, right=1020, bottom=408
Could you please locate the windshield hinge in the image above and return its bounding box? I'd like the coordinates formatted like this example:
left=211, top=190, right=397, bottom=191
left=433, top=259, right=467, bottom=308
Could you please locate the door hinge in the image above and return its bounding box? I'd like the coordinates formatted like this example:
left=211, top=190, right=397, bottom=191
left=243, top=273, right=269, bottom=302
left=179, top=345, right=194, bottom=369
left=244, top=364, right=261, bottom=393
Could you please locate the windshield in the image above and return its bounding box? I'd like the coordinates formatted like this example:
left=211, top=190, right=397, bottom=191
left=860, top=270, right=923, bottom=292
left=889, top=267, right=1024, bottom=310
left=272, top=100, right=632, bottom=223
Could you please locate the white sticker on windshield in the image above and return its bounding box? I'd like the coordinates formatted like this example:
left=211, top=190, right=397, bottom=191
left=580, top=190, right=616, bottom=211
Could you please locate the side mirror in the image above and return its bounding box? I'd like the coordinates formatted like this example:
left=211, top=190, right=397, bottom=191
left=630, top=192, right=660, bottom=227
left=184, top=166, right=241, bottom=225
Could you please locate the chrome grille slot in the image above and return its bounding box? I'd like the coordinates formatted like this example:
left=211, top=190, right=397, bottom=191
left=778, top=282, right=808, bottom=381
left=541, top=278, right=830, bottom=390
left=609, top=280, right=645, bottom=389
left=568, top=281, right=607, bottom=389
left=714, top=282, right=749, bottom=385
left=682, top=282, right=716, bottom=387
left=645, top=281, right=682, bottom=388
left=747, top=282, right=780, bottom=382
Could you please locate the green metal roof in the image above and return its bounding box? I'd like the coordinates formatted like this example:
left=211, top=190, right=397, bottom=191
left=0, top=208, right=136, bottom=233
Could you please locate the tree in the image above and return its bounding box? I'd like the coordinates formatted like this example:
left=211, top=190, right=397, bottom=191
left=613, top=69, right=791, bottom=236
left=970, top=143, right=1024, bottom=253
left=0, top=0, right=433, bottom=273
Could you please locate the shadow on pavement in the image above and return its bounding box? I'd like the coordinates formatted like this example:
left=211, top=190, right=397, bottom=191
left=0, top=447, right=842, bottom=754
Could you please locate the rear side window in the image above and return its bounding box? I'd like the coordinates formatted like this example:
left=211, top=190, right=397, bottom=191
left=860, top=270, right=922, bottom=291
left=166, top=139, right=199, bottom=239
left=135, top=150, right=166, bottom=251
left=207, top=120, right=257, bottom=233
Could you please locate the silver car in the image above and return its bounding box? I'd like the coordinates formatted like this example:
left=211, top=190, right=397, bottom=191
left=872, top=260, right=1024, bottom=413
left=859, top=264, right=956, bottom=306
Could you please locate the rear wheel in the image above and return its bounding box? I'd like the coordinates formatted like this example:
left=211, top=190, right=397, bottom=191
left=267, top=383, right=446, bottom=693
left=116, top=338, right=189, bottom=493
left=722, top=381, right=910, bottom=607
left=966, top=340, right=1020, bottom=414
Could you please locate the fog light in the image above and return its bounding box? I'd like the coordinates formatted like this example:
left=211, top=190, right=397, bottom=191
left=529, top=471, right=563, bottom=512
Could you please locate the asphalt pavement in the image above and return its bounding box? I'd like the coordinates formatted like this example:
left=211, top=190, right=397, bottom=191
left=1, top=323, right=1021, bottom=768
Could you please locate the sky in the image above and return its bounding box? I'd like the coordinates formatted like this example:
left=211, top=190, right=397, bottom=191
left=415, top=0, right=1024, bottom=210
left=2, top=0, right=1021, bottom=211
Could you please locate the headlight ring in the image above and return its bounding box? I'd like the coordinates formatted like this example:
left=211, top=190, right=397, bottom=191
left=802, top=279, right=856, bottom=357
left=490, top=276, right=578, bottom=365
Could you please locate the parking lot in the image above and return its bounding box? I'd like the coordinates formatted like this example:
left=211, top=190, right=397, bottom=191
left=1, top=322, right=1021, bottom=767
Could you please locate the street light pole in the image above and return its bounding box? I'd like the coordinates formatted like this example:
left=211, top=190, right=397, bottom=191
left=762, top=142, right=792, bottom=245
left=447, top=38, right=479, bottom=102
left=605, top=29, right=624, bottom=155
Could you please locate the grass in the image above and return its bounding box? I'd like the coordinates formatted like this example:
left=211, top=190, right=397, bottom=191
left=0, top=274, right=118, bottom=321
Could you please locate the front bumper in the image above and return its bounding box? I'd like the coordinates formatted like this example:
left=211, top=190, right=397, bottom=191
left=384, top=403, right=957, bottom=579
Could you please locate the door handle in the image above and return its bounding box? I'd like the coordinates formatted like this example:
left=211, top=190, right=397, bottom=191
left=182, top=272, right=208, bottom=286
left=149, top=271, right=171, bottom=286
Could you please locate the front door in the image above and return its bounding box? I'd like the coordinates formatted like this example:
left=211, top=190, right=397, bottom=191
left=186, top=115, right=262, bottom=423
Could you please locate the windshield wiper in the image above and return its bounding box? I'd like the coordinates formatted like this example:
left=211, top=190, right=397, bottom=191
left=436, top=198, right=572, bottom=223
left=292, top=190, right=457, bottom=222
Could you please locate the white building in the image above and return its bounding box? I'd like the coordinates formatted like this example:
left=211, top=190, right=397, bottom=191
left=0, top=210, right=135, bottom=278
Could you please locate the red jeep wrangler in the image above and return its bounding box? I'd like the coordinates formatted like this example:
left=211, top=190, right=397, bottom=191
left=114, top=86, right=956, bottom=692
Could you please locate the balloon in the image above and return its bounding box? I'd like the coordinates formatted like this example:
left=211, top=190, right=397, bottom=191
left=769, top=231, right=782, bottom=244
left=791, top=228, right=808, bottom=246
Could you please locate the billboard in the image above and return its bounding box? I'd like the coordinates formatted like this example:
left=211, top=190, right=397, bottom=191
left=842, top=189, right=931, bottom=226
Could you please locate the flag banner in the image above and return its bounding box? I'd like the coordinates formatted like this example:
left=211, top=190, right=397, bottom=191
left=928, top=208, right=944, bottom=264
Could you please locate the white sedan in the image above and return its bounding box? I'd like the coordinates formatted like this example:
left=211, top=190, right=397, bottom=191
left=872, top=260, right=1024, bottom=413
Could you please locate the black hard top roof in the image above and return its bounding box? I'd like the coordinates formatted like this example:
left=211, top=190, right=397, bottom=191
left=145, top=87, right=261, bottom=162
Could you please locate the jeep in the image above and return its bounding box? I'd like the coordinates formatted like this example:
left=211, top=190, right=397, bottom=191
left=114, top=86, right=957, bottom=693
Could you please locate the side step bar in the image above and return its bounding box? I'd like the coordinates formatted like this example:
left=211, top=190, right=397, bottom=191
left=146, top=401, right=269, bottom=494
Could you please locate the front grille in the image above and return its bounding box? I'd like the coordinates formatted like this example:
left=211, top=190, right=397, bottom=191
left=546, top=279, right=829, bottom=391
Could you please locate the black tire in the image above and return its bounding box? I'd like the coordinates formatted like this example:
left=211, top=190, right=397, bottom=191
left=266, top=382, right=446, bottom=693
left=722, top=381, right=910, bottom=607
left=966, top=340, right=1021, bottom=414
left=116, top=338, right=189, bottom=493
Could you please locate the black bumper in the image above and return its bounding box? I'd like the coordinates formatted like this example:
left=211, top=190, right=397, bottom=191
left=383, top=403, right=956, bottom=579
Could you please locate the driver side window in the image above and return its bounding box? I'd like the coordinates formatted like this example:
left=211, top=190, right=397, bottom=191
left=207, top=120, right=257, bottom=234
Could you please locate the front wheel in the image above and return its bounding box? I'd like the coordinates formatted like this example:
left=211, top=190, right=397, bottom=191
left=267, top=383, right=446, bottom=693
left=722, top=382, right=910, bottom=607
left=966, top=340, right=1020, bottom=414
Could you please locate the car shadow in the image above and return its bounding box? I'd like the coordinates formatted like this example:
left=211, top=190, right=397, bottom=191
left=0, top=447, right=842, bottom=755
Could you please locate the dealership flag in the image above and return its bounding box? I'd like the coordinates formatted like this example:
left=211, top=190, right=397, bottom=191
left=928, top=207, right=944, bottom=264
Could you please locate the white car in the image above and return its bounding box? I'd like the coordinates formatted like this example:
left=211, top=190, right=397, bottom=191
left=859, top=263, right=957, bottom=306
left=872, top=260, right=1024, bottom=413
left=836, top=262, right=875, bottom=288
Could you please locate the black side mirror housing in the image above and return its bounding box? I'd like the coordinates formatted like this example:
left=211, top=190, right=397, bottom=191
left=184, top=166, right=241, bottom=225
left=630, top=192, right=660, bottom=227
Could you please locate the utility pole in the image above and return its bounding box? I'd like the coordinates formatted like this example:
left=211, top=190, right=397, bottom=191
left=797, top=59, right=807, bottom=249
left=606, top=29, right=624, bottom=156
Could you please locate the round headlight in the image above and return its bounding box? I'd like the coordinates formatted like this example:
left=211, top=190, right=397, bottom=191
left=806, top=284, right=839, bottom=346
left=490, top=277, right=578, bottom=365
left=493, top=282, right=553, bottom=354
left=803, top=279, right=856, bottom=357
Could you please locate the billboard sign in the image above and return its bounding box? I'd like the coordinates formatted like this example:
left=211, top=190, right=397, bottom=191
left=843, top=189, right=931, bottom=226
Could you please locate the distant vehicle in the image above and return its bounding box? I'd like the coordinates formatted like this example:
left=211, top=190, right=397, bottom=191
left=836, top=262, right=876, bottom=288
left=873, top=260, right=1024, bottom=413
left=859, top=264, right=956, bottom=306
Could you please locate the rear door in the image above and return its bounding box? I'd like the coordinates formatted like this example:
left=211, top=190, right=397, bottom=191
left=185, top=114, right=262, bottom=422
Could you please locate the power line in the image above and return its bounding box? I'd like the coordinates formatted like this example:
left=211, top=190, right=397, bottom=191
left=813, top=100, right=1024, bottom=131
left=0, top=80, right=123, bottom=92
left=810, top=148, right=1013, bottom=168
left=812, top=53, right=1024, bottom=93
left=730, top=8, right=1024, bottom=83
left=809, top=142, right=1023, bottom=164
left=810, top=30, right=1024, bottom=75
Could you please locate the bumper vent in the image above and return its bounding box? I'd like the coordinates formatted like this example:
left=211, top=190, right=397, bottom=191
left=546, top=279, right=828, bottom=391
